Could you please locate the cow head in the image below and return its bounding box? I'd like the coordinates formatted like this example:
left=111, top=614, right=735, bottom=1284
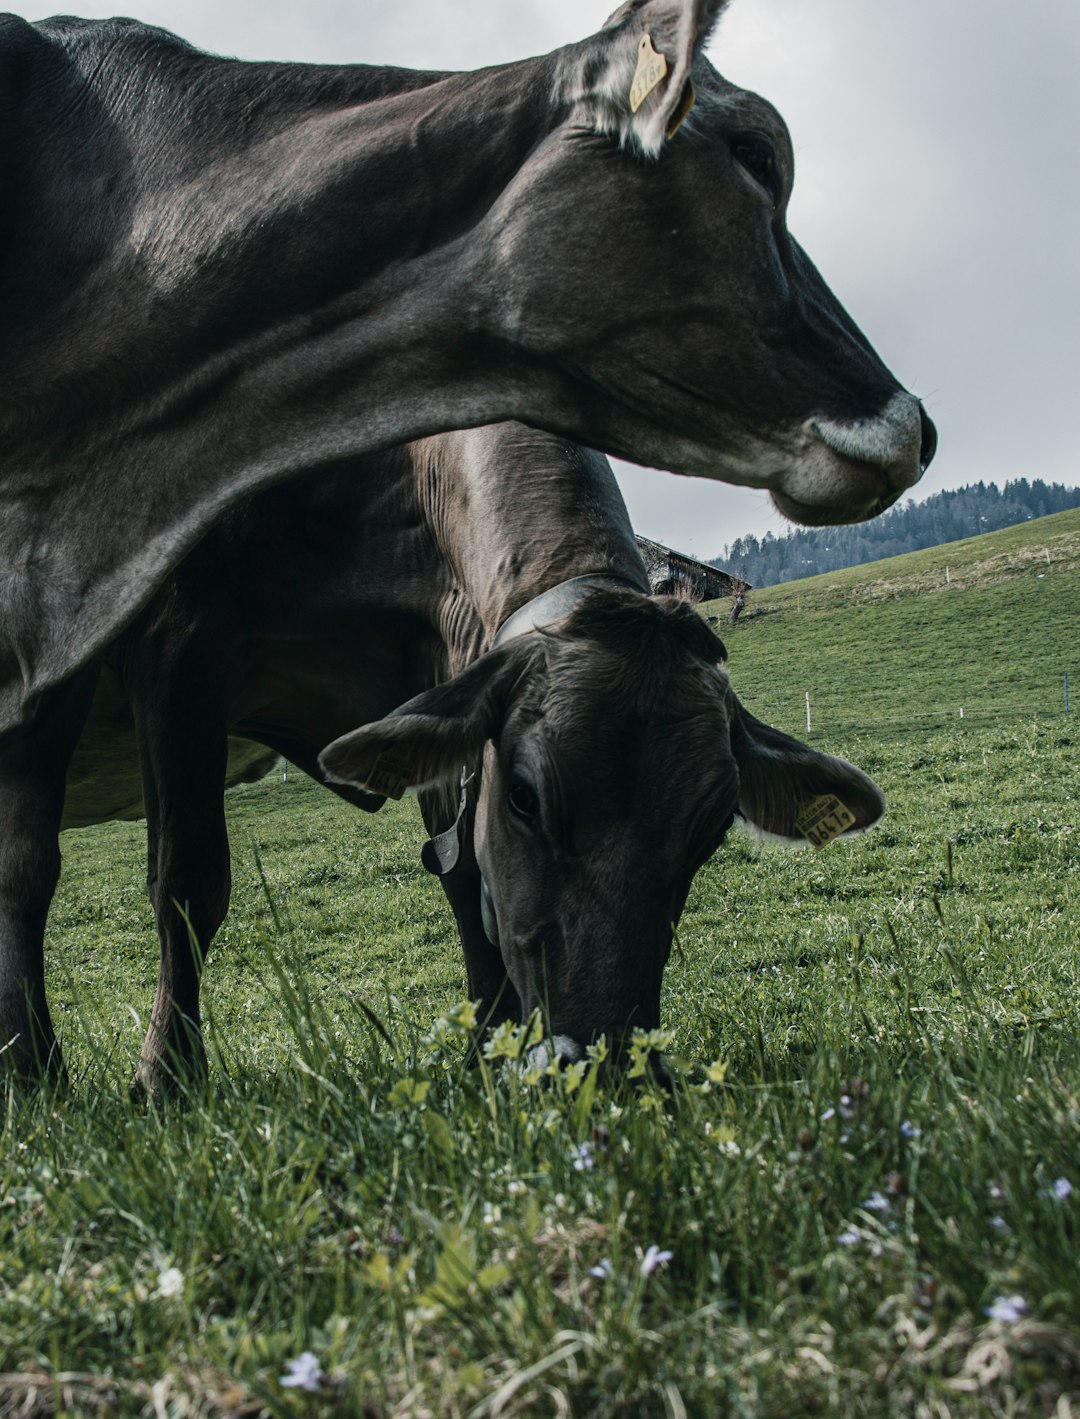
left=320, top=589, right=883, bottom=1067
left=476, top=0, right=937, bottom=526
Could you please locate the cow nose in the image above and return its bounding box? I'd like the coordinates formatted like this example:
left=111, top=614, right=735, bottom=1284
left=526, top=1035, right=585, bottom=1073
left=526, top=1036, right=673, bottom=1086
left=918, top=403, right=937, bottom=473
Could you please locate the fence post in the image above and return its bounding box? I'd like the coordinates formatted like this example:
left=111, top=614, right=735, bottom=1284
left=1066, top=672, right=1071, bottom=715
left=805, top=691, right=812, bottom=733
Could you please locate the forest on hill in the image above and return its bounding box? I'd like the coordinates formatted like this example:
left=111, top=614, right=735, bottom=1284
left=711, top=478, right=1080, bottom=587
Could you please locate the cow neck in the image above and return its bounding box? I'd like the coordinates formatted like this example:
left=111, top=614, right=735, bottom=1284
left=417, top=426, right=650, bottom=663
left=493, top=574, right=644, bottom=647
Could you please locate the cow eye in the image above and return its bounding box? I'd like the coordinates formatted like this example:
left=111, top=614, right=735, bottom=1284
left=732, top=134, right=779, bottom=201
left=508, top=777, right=539, bottom=822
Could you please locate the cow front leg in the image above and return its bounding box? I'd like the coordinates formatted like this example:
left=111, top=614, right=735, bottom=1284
left=0, top=668, right=98, bottom=1083
left=133, top=708, right=231, bottom=1096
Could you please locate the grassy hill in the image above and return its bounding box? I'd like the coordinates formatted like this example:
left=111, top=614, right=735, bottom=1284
left=706, top=506, right=1080, bottom=742
left=4, top=510, right=1078, bottom=1416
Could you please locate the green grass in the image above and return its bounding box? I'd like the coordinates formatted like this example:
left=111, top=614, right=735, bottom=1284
left=709, top=505, right=1080, bottom=741
left=3, top=512, right=1079, bottom=1416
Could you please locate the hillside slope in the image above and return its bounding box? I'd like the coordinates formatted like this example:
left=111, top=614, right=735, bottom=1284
left=707, top=507, right=1080, bottom=744
left=712, top=481, right=1080, bottom=588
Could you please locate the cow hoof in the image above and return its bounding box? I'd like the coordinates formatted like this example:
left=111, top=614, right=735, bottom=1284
left=0, top=1033, right=68, bottom=1093
left=130, top=1053, right=209, bottom=1105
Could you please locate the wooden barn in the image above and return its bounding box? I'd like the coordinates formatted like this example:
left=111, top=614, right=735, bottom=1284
left=635, top=536, right=749, bottom=604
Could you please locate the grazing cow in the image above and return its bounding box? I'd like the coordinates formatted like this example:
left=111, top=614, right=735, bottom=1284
left=0, top=0, right=936, bottom=745
left=15, top=426, right=885, bottom=1087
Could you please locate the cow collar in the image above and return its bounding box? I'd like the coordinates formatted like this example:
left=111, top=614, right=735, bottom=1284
left=493, top=573, right=645, bottom=647
left=420, top=574, right=643, bottom=892
left=478, top=573, right=645, bottom=947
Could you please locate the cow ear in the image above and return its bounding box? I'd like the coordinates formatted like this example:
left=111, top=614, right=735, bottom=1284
left=728, top=695, right=885, bottom=843
left=318, top=643, right=534, bottom=799
left=591, top=0, right=731, bottom=156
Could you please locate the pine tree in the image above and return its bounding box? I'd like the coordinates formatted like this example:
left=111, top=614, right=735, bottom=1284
left=711, top=481, right=1080, bottom=587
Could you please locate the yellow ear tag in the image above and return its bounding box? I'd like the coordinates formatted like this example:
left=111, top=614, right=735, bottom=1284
left=362, top=749, right=416, bottom=801
left=795, top=794, right=858, bottom=847
left=666, top=77, right=696, bottom=138
left=629, top=33, right=668, bottom=114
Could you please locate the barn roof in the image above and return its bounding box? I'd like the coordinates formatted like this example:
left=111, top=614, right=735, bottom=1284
left=635, top=536, right=750, bottom=603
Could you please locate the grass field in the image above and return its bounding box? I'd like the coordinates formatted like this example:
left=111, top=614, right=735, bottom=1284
left=2, top=513, right=1078, bottom=1416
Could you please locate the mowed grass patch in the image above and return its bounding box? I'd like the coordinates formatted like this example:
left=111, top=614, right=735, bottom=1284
left=4, top=523, right=1080, bottom=1415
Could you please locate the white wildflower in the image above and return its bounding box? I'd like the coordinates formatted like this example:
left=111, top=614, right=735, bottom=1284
left=900, top=1120, right=922, bottom=1139
left=985, top=1295, right=1027, bottom=1324
left=280, top=1352, right=323, bottom=1392
left=861, top=1192, right=891, bottom=1212
left=589, top=1259, right=615, bottom=1281
left=837, top=1226, right=863, bottom=1247
left=571, top=1142, right=595, bottom=1172
left=155, top=1266, right=184, bottom=1300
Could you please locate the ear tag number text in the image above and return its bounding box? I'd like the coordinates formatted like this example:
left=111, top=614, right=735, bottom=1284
left=363, top=750, right=415, bottom=800
left=630, top=34, right=668, bottom=113
left=795, top=794, right=857, bottom=847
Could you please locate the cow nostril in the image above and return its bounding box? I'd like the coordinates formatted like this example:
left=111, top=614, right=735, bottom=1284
left=918, top=403, right=937, bottom=472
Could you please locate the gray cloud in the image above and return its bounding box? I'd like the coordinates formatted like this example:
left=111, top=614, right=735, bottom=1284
left=12, top=1, right=1077, bottom=557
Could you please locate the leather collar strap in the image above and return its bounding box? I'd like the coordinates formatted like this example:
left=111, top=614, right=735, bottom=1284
left=493, top=573, right=645, bottom=647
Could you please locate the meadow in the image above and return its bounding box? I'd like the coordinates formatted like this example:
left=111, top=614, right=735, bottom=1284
left=2, top=513, right=1078, bottom=1417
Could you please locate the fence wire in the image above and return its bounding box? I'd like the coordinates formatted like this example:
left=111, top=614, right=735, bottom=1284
left=739, top=670, right=1073, bottom=745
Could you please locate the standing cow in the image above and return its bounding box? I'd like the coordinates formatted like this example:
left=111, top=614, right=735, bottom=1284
left=22, top=426, right=885, bottom=1088
left=0, top=0, right=935, bottom=745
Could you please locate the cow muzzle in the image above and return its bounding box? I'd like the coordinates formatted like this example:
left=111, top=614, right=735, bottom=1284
left=774, top=391, right=936, bottom=526
left=525, top=1034, right=673, bottom=1089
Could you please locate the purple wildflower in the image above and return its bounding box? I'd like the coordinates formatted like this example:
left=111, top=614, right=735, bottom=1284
left=280, top=1353, right=322, bottom=1392
left=640, top=1245, right=673, bottom=1276
left=985, top=1295, right=1027, bottom=1324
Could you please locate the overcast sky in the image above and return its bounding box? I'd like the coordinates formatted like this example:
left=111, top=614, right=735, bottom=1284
left=16, top=1, right=1080, bottom=558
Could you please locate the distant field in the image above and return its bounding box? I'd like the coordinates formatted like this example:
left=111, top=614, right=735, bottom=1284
left=3, top=512, right=1078, bottom=1416
left=708, top=506, right=1080, bottom=741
